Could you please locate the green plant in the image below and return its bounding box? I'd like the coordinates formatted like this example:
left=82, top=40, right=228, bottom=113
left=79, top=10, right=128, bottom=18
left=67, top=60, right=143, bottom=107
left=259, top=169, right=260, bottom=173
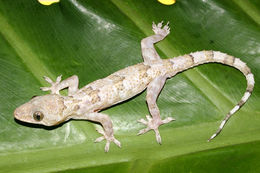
left=0, top=0, right=259, bottom=172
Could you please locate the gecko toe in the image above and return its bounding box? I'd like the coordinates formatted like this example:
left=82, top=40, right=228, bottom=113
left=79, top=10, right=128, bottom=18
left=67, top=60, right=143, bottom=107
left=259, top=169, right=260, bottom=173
left=113, top=138, right=121, bottom=148
left=154, top=128, right=162, bottom=144
left=43, top=76, right=53, bottom=84
left=137, top=118, right=148, bottom=125
left=105, top=141, right=110, bottom=152
left=137, top=127, right=151, bottom=135
left=56, top=75, right=62, bottom=83
left=40, top=87, right=50, bottom=91
left=104, top=137, right=121, bottom=152
left=96, top=128, right=105, bottom=135
left=161, top=117, right=175, bottom=124
left=95, top=136, right=105, bottom=143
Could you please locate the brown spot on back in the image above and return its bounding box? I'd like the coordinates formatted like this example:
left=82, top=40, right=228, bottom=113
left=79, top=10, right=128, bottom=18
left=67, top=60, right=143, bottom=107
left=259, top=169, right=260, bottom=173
left=81, top=86, right=93, bottom=94
left=107, top=75, right=125, bottom=83
left=138, top=64, right=151, bottom=79
left=81, top=86, right=101, bottom=104
left=89, top=89, right=101, bottom=104
left=114, top=80, right=125, bottom=91
left=138, top=64, right=151, bottom=71
left=162, top=60, right=177, bottom=74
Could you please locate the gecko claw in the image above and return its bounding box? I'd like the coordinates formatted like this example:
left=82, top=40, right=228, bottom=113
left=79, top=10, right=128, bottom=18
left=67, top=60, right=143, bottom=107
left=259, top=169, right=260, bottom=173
left=152, top=21, right=170, bottom=37
left=95, top=128, right=121, bottom=152
left=40, top=75, right=63, bottom=95
left=137, top=115, right=175, bottom=144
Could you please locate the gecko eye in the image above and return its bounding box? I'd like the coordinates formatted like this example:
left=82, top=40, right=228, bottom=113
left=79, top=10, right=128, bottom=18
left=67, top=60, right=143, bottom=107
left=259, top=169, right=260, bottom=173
left=33, top=111, right=44, bottom=121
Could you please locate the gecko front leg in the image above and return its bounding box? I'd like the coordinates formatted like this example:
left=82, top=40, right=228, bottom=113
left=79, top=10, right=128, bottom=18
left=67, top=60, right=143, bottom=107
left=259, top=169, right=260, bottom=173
left=141, top=21, right=170, bottom=64
left=40, top=75, right=79, bottom=96
left=73, top=112, right=121, bottom=152
left=138, top=75, right=175, bottom=144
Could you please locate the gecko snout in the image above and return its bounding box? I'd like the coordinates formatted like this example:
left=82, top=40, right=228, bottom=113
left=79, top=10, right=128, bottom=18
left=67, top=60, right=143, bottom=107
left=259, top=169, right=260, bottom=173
left=13, top=107, right=21, bottom=119
left=13, top=104, right=30, bottom=120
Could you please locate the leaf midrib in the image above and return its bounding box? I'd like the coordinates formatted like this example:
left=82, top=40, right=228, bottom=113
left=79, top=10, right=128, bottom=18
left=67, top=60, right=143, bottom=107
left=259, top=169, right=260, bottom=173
left=0, top=11, right=55, bottom=86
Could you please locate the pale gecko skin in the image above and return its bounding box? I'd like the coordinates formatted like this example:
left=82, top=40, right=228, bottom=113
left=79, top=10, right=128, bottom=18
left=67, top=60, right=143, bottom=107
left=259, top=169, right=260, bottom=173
left=14, top=22, right=255, bottom=152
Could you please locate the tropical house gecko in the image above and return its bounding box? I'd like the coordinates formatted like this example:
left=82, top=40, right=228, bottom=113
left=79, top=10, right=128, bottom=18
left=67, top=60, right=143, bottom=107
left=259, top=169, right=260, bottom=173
left=14, top=22, right=255, bottom=152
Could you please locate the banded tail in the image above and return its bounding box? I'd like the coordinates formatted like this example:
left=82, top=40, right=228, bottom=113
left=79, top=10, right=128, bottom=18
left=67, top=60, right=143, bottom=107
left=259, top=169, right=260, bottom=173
left=169, top=50, right=255, bottom=141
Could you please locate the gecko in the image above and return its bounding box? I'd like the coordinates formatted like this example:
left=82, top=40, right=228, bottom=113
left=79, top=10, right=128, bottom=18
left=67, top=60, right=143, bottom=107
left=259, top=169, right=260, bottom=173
left=14, top=21, right=255, bottom=152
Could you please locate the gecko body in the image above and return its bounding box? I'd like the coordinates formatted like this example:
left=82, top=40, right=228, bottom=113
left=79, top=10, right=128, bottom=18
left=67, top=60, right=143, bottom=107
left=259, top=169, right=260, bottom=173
left=14, top=22, right=255, bottom=152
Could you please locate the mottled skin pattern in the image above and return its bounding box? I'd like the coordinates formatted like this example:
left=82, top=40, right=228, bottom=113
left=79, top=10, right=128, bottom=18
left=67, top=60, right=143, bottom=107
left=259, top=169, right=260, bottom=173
left=14, top=22, right=255, bottom=152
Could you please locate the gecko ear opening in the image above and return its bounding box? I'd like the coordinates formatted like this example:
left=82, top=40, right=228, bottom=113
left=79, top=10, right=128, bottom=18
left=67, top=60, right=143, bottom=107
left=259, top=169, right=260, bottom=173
left=33, top=111, right=44, bottom=121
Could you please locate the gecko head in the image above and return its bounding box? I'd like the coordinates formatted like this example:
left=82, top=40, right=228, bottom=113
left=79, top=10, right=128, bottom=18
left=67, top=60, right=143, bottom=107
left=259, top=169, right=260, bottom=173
left=14, top=94, right=66, bottom=126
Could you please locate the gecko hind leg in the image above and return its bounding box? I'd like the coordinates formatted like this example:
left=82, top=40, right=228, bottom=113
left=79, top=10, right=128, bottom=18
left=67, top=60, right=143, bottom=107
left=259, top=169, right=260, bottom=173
left=137, top=75, right=175, bottom=144
left=141, top=21, right=170, bottom=64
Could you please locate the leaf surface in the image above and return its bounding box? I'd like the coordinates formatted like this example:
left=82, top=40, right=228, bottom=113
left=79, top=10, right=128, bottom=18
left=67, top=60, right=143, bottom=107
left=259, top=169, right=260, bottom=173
left=0, top=0, right=259, bottom=172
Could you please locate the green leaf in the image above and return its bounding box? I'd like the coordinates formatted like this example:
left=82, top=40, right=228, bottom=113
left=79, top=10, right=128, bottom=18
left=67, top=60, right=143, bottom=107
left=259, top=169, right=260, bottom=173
left=0, top=0, right=259, bottom=172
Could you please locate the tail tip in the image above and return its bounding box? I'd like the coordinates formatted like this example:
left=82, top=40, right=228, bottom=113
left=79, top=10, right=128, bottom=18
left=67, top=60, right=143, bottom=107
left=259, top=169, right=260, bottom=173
left=207, top=133, right=216, bottom=142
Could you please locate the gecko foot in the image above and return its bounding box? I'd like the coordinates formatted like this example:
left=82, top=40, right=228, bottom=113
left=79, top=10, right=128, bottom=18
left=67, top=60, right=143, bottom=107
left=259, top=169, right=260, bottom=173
left=95, top=129, right=121, bottom=152
left=137, top=115, right=175, bottom=144
left=40, top=75, right=62, bottom=95
left=152, top=21, right=170, bottom=37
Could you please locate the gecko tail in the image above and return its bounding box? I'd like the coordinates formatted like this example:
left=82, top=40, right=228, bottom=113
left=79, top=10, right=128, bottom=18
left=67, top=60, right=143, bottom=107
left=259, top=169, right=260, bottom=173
left=169, top=50, right=255, bottom=141
left=203, top=51, right=255, bottom=141
left=208, top=79, right=254, bottom=141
